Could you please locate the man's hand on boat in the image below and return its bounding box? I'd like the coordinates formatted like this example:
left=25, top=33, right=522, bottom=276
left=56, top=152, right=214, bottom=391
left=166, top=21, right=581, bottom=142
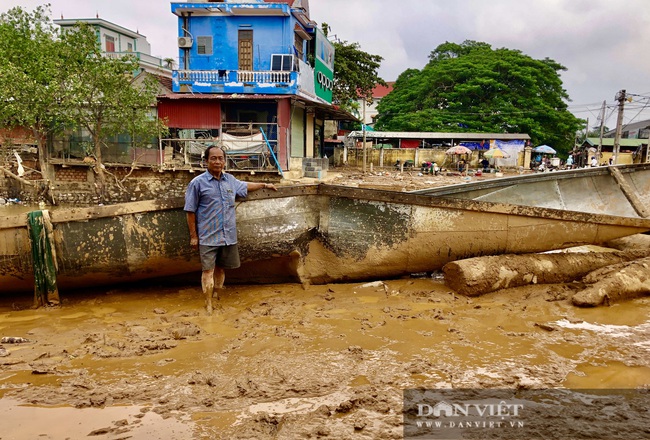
left=248, top=182, right=278, bottom=192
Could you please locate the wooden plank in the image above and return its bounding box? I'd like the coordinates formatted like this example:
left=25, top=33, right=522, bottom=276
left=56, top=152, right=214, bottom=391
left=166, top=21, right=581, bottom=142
left=609, top=166, right=650, bottom=218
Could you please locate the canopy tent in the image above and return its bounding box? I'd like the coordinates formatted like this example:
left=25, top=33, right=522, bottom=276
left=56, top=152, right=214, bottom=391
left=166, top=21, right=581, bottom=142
left=533, top=145, right=557, bottom=154
left=445, top=145, right=472, bottom=155
left=483, top=148, right=510, bottom=159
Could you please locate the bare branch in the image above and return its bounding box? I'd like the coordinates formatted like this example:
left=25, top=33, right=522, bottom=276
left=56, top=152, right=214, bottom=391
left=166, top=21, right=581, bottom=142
left=0, top=165, right=37, bottom=187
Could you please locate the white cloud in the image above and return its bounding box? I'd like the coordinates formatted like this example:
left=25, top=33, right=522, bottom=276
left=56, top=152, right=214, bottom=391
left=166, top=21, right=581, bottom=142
left=3, top=0, right=650, bottom=125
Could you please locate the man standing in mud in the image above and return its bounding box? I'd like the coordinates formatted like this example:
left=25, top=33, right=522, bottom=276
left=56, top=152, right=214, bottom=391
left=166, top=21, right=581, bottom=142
left=184, top=145, right=277, bottom=314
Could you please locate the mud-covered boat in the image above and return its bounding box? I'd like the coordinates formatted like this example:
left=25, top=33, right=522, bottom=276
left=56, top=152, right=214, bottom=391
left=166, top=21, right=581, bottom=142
left=1, top=164, right=650, bottom=294
left=412, top=163, right=650, bottom=219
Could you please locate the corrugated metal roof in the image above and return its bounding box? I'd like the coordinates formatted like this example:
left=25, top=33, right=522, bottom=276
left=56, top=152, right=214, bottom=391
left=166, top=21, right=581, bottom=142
left=157, top=94, right=358, bottom=122
left=347, top=131, right=530, bottom=140
left=603, top=119, right=650, bottom=137
left=158, top=100, right=220, bottom=129
left=584, top=138, right=647, bottom=147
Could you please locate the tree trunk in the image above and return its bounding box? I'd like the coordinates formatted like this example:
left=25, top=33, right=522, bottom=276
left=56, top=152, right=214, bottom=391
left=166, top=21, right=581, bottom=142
left=572, top=257, right=650, bottom=307
left=442, top=250, right=650, bottom=297
left=605, top=234, right=650, bottom=251
left=93, top=130, right=106, bottom=203
left=33, top=127, right=53, bottom=182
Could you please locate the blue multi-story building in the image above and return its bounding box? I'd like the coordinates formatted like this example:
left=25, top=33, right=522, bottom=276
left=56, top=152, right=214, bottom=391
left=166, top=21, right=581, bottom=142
left=159, top=0, right=350, bottom=176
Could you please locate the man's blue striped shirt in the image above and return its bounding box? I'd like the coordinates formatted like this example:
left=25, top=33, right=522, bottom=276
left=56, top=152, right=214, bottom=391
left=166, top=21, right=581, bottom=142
left=184, top=171, right=248, bottom=246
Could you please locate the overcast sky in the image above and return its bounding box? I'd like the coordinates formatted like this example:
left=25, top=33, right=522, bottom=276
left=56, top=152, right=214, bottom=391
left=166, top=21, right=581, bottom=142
left=3, top=0, right=650, bottom=130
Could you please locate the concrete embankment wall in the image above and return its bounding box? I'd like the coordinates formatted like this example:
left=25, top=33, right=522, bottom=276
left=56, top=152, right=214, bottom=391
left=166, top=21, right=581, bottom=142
left=0, top=163, right=196, bottom=205
left=0, top=162, right=281, bottom=205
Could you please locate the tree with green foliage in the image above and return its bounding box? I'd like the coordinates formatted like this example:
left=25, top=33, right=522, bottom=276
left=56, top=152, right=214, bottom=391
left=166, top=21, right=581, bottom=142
left=58, top=23, right=167, bottom=201
left=586, top=126, right=610, bottom=138
left=0, top=6, right=167, bottom=202
left=0, top=5, right=69, bottom=184
left=322, top=23, right=385, bottom=115
left=375, top=40, right=583, bottom=155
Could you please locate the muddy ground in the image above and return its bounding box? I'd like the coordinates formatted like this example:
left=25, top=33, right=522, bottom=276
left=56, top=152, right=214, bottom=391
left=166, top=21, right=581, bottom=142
left=323, top=165, right=505, bottom=192
left=1, top=168, right=649, bottom=439
left=0, top=276, right=648, bottom=439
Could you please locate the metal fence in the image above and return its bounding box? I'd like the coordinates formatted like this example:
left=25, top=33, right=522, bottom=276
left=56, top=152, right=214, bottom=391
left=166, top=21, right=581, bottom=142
left=159, top=122, right=280, bottom=172
left=49, top=137, right=160, bottom=166
left=44, top=122, right=281, bottom=173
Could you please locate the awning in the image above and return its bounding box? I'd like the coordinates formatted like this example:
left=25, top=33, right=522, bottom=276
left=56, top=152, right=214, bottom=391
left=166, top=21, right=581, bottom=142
left=298, top=98, right=359, bottom=122
left=158, top=93, right=359, bottom=122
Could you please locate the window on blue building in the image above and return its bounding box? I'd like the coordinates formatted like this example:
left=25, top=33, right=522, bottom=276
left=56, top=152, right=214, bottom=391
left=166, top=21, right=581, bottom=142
left=197, top=36, right=213, bottom=55
left=271, top=54, right=293, bottom=71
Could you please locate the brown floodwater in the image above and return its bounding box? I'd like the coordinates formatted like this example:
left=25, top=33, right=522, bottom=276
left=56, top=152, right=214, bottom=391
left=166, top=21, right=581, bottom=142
left=0, top=278, right=648, bottom=438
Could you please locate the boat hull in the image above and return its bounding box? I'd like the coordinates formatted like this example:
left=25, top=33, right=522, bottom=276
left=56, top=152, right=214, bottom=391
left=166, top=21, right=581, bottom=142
left=413, top=164, right=650, bottom=218
left=2, top=165, right=650, bottom=294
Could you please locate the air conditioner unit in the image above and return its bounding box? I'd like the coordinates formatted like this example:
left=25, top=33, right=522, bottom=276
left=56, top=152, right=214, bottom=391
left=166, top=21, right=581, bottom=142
left=178, top=37, right=193, bottom=48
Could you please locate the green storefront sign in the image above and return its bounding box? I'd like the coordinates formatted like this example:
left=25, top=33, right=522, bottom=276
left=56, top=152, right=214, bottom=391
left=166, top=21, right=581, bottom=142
left=314, top=28, right=334, bottom=104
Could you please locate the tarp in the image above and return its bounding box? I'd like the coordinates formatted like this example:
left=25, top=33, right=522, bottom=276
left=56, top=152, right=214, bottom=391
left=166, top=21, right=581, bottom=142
left=401, top=139, right=420, bottom=149
left=492, top=140, right=525, bottom=167
left=460, top=141, right=489, bottom=150
left=221, top=132, right=266, bottom=153
left=185, top=132, right=268, bottom=156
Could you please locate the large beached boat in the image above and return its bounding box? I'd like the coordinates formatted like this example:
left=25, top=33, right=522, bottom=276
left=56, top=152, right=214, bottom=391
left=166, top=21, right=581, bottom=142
left=1, top=164, right=649, bottom=295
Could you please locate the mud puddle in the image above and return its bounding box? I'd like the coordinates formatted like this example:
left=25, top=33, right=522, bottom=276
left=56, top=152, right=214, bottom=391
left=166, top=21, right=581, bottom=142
left=0, top=397, right=194, bottom=439
left=0, top=279, right=648, bottom=438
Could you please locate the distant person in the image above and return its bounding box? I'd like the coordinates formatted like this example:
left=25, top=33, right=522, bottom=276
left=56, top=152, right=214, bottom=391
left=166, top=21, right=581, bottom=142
left=566, top=155, right=574, bottom=169
left=590, top=156, right=598, bottom=167
left=480, top=157, right=490, bottom=172
left=609, top=156, right=615, bottom=165
left=185, top=146, right=277, bottom=314
left=458, top=159, right=466, bottom=174
left=431, top=162, right=440, bottom=175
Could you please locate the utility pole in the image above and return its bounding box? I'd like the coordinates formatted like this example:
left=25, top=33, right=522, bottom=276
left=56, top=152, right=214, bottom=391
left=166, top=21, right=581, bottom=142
left=613, top=90, right=626, bottom=165
left=362, top=97, right=367, bottom=173
left=597, top=100, right=606, bottom=160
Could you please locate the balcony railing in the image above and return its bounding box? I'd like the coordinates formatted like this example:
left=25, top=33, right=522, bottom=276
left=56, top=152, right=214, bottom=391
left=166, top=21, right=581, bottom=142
left=104, top=51, right=171, bottom=69
left=237, top=70, right=292, bottom=83
left=174, top=69, right=300, bottom=94
left=177, top=70, right=295, bottom=84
